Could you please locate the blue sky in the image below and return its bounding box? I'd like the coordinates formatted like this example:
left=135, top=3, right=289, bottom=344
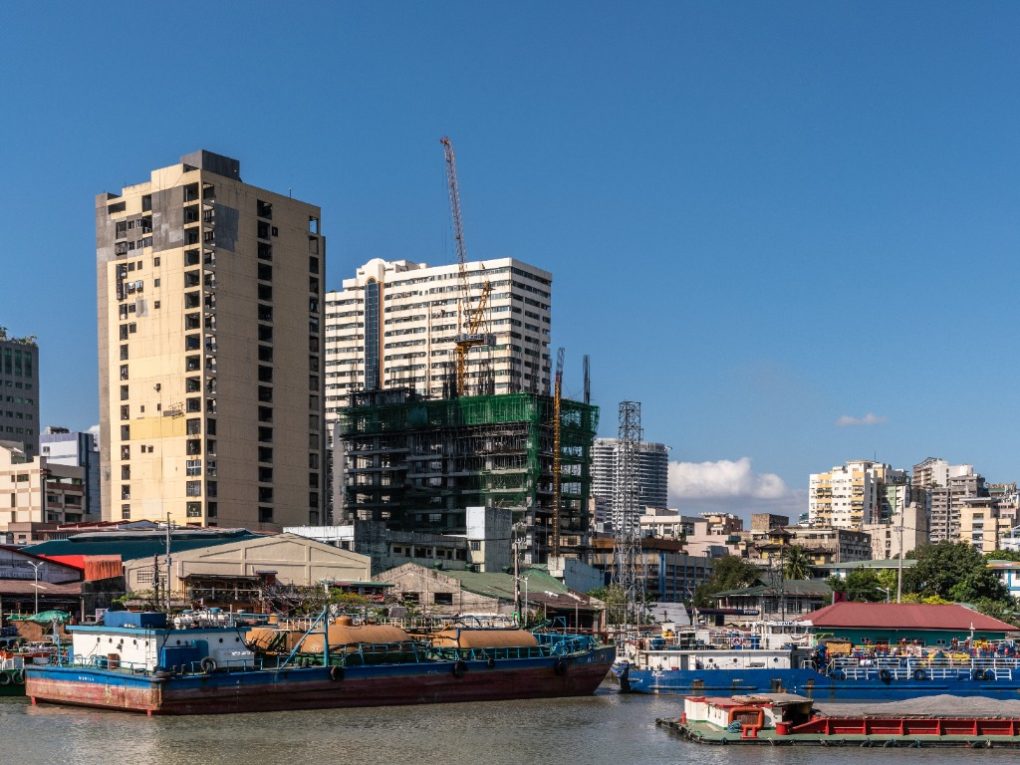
left=4, top=2, right=1020, bottom=518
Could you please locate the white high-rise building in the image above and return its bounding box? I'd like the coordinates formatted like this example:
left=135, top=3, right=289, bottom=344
left=591, top=438, right=669, bottom=531
left=323, top=258, right=552, bottom=428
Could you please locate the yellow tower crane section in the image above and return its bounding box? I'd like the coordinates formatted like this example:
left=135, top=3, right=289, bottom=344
left=441, top=136, right=492, bottom=397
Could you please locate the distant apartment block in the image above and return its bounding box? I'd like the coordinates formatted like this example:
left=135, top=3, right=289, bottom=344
left=809, top=460, right=907, bottom=530
left=96, top=150, right=325, bottom=530
left=926, top=466, right=986, bottom=543
left=323, top=257, right=552, bottom=428
left=0, top=331, right=39, bottom=459
left=862, top=502, right=928, bottom=560
left=639, top=508, right=694, bottom=540
left=41, top=427, right=100, bottom=520
left=0, top=443, right=84, bottom=533
left=751, top=513, right=790, bottom=532
left=591, top=438, right=669, bottom=531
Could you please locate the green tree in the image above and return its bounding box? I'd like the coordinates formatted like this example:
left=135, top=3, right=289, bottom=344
left=905, top=542, right=1007, bottom=601
left=782, top=545, right=811, bottom=580
left=844, top=569, right=886, bottom=602
left=693, top=556, right=760, bottom=608
left=588, top=584, right=629, bottom=625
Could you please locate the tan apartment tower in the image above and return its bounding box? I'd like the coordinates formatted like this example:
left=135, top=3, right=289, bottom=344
left=96, top=151, right=325, bottom=530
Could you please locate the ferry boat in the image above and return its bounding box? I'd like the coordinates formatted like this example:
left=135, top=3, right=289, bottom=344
left=25, top=610, right=615, bottom=715
left=617, top=622, right=1020, bottom=700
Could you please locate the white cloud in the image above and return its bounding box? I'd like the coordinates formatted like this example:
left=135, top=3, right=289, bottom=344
left=835, top=413, right=886, bottom=427
left=87, top=424, right=100, bottom=448
left=668, top=457, right=788, bottom=500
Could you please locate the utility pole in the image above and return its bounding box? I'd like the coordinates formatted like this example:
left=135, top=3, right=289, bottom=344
left=896, top=504, right=904, bottom=603
left=511, top=521, right=527, bottom=626
left=165, top=513, right=173, bottom=615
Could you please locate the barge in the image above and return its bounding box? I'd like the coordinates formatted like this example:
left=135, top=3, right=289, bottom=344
left=658, top=693, right=1020, bottom=748
left=25, top=610, right=615, bottom=715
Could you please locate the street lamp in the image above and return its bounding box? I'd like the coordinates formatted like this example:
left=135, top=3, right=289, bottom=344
left=522, top=577, right=529, bottom=626
left=27, top=560, right=42, bottom=616
left=876, top=586, right=891, bottom=604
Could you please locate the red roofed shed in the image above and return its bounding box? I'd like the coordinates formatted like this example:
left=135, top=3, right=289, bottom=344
left=800, top=602, right=1019, bottom=645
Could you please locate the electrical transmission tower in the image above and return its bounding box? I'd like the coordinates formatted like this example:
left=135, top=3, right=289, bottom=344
left=612, top=401, right=645, bottom=624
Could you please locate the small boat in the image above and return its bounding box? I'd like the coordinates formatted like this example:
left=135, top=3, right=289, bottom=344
left=25, top=610, right=615, bottom=715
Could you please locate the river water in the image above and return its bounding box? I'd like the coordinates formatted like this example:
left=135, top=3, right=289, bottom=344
left=4, top=686, right=1016, bottom=765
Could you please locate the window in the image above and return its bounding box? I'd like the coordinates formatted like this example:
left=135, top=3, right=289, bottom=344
left=258, top=506, right=273, bottom=523
left=308, top=453, right=319, bottom=470
left=258, top=426, right=273, bottom=443
left=120, top=364, right=129, bottom=380
left=257, top=199, right=273, bottom=219
left=184, top=271, right=201, bottom=288
left=120, top=425, right=130, bottom=440
left=309, top=375, right=319, bottom=391
left=206, top=481, right=217, bottom=498
left=185, top=334, right=201, bottom=351
left=258, top=385, right=273, bottom=403
left=186, top=398, right=201, bottom=413
left=184, top=292, right=200, bottom=309
left=258, top=365, right=272, bottom=383
left=206, top=418, right=216, bottom=436
left=121, top=484, right=131, bottom=500
left=258, top=487, right=273, bottom=502
left=185, top=249, right=200, bottom=266
left=186, top=459, right=202, bottom=477
left=186, top=481, right=202, bottom=497
left=258, top=345, right=273, bottom=362
left=258, top=466, right=273, bottom=483
left=186, top=418, right=201, bottom=436
left=184, top=313, right=200, bottom=330
left=309, top=277, right=319, bottom=293
left=184, top=183, right=199, bottom=202
left=121, top=445, right=130, bottom=460
left=308, top=237, right=319, bottom=255
left=120, top=404, right=129, bottom=420
left=186, top=377, right=201, bottom=393
left=259, top=446, right=273, bottom=463
left=258, top=284, right=272, bottom=302
left=258, top=325, right=273, bottom=343
left=120, top=385, right=129, bottom=401
left=186, top=502, right=202, bottom=518
left=121, top=465, right=130, bottom=480
left=119, top=325, right=129, bottom=340
left=257, top=221, right=271, bottom=240
left=258, top=305, right=273, bottom=322
left=434, top=593, right=453, bottom=606
left=207, top=502, right=218, bottom=518
left=154, top=256, right=160, bottom=267
left=187, top=439, right=202, bottom=456
left=258, top=406, right=272, bottom=423
left=185, top=356, right=201, bottom=372
left=258, top=263, right=272, bottom=281
left=309, top=472, right=319, bottom=489
left=183, top=205, right=200, bottom=224
left=258, top=242, right=272, bottom=260
left=309, top=256, right=319, bottom=274
left=121, top=504, right=131, bottom=520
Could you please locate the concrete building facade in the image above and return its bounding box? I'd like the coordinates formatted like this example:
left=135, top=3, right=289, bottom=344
left=96, top=150, right=325, bottom=530
left=862, top=502, right=928, bottom=560
left=0, top=332, right=40, bottom=458
left=809, top=460, right=905, bottom=530
left=929, top=470, right=986, bottom=543
left=0, top=443, right=85, bottom=533
left=591, top=438, right=669, bottom=531
left=41, top=427, right=100, bottom=520
left=324, top=257, right=552, bottom=425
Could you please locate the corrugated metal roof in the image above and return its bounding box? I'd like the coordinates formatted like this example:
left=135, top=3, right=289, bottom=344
left=714, top=579, right=833, bottom=598
left=23, top=529, right=259, bottom=562
left=800, top=602, right=1018, bottom=632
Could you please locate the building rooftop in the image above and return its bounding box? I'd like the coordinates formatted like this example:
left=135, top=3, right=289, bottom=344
left=800, top=602, right=1018, bottom=632
left=23, top=528, right=259, bottom=562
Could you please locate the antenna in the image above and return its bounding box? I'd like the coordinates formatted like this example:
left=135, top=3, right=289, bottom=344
left=583, top=354, right=590, bottom=405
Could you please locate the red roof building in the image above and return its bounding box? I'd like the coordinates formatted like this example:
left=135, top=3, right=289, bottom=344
left=800, top=602, right=1018, bottom=644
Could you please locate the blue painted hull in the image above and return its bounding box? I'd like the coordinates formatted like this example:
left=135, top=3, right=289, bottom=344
left=622, top=666, right=1020, bottom=701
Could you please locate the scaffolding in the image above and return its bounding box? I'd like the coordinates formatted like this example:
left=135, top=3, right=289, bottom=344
left=338, top=389, right=599, bottom=561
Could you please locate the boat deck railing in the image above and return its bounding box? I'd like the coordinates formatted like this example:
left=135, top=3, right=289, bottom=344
left=828, top=655, right=1020, bottom=681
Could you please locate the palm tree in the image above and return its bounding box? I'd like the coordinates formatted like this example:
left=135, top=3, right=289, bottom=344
left=783, top=545, right=812, bottom=580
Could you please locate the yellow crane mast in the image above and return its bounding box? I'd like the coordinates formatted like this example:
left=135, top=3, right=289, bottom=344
left=440, top=136, right=492, bottom=397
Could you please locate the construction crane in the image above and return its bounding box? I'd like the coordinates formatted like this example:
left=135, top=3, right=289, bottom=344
left=440, top=136, right=492, bottom=397
left=551, top=347, right=565, bottom=557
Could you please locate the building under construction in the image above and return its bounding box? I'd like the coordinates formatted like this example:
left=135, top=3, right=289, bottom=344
left=336, top=389, right=598, bottom=563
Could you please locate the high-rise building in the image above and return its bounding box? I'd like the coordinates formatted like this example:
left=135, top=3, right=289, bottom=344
left=808, top=460, right=908, bottom=530
left=323, top=257, right=552, bottom=428
left=591, top=438, right=669, bottom=531
left=96, top=150, right=325, bottom=530
left=929, top=470, right=986, bottom=543
left=41, top=427, right=100, bottom=519
left=0, top=331, right=40, bottom=458
left=335, top=389, right=597, bottom=563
